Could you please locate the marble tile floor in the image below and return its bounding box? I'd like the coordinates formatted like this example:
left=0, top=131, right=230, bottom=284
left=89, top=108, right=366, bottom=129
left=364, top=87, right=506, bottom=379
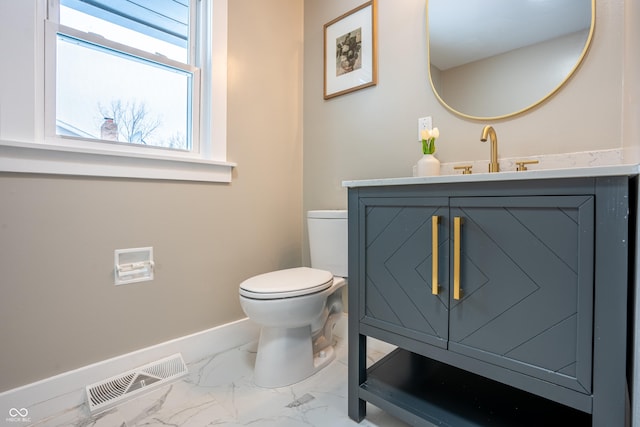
left=28, top=335, right=413, bottom=427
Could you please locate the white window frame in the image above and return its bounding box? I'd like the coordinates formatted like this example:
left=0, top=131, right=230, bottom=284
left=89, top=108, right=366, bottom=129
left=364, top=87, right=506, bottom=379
left=0, top=0, right=233, bottom=183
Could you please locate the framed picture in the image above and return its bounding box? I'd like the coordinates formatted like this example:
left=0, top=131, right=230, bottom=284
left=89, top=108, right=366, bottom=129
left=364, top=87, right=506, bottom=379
left=323, top=0, right=378, bottom=99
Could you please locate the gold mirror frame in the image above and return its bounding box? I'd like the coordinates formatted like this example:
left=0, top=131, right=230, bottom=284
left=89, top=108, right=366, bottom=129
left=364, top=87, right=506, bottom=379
left=427, top=0, right=595, bottom=121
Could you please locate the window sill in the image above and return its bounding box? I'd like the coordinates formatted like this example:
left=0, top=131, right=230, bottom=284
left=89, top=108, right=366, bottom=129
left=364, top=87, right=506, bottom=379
left=0, top=140, right=236, bottom=182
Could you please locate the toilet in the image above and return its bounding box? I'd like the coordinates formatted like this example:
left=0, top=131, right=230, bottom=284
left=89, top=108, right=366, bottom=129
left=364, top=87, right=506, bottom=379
left=239, top=210, right=347, bottom=388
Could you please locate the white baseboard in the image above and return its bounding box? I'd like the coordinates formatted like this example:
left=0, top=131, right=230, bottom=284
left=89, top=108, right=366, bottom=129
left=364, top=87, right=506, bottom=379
left=0, top=318, right=260, bottom=425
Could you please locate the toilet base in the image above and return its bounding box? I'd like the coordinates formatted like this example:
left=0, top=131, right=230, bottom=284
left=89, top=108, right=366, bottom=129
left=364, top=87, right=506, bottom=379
left=253, top=325, right=336, bottom=388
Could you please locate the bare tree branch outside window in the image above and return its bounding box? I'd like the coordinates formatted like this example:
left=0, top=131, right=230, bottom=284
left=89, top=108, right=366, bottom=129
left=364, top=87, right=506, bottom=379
left=96, top=100, right=188, bottom=150
left=98, top=100, right=161, bottom=145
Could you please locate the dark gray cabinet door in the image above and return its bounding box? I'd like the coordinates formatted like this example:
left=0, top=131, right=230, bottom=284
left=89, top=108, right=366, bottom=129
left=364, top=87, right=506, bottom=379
left=448, top=196, right=594, bottom=394
left=360, top=197, right=449, bottom=349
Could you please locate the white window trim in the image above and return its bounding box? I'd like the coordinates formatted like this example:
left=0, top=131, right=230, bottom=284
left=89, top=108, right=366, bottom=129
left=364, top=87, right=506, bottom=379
left=0, top=0, right=234, bottom=183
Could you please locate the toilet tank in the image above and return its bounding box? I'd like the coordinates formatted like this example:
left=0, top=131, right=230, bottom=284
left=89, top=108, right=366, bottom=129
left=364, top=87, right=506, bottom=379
left=307, top=210, right=348, bottom=277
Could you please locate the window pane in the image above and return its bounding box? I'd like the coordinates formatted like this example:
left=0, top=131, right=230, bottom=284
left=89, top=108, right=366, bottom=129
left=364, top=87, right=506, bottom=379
left=56, top=34, right=192, bottom=151
left=60, top=1, right=189, bottom=63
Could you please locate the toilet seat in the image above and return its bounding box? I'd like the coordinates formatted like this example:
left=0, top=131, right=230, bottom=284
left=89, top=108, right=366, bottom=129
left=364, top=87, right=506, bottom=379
left=239, top=267, right=333, bottom=300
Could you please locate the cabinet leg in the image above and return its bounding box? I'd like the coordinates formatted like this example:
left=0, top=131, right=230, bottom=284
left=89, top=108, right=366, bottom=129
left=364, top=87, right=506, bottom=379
left=348, top=398, right=366, bottom=422
left=348, top=332, right=367, bottom=421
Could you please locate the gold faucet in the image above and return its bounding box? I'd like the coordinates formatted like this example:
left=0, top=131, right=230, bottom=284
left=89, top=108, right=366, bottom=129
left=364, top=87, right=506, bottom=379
left=480, top=125, right=499, bottom=172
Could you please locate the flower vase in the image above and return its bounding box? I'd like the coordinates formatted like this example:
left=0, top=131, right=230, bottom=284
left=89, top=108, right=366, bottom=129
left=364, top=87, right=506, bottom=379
left=416, top=154, right=440, bottom=176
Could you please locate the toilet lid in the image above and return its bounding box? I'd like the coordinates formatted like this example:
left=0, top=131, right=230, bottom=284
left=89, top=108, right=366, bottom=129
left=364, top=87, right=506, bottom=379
left=239, top=267, right=333, bottom=299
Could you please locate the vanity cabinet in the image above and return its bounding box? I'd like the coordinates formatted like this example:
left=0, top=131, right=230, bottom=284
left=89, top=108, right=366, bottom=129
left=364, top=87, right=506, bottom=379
left=347, top=176, right=633, bottom=427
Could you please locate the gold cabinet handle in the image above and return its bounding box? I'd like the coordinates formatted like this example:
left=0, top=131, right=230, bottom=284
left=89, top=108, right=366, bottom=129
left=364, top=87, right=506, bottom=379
left=432, top=216, right=440, bottom=295
left=453, top=216, right=463, bottom=300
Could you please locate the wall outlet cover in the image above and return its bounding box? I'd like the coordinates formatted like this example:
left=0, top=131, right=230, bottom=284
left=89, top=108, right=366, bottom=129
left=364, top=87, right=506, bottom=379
left=418, top=116, right=433, bottom=141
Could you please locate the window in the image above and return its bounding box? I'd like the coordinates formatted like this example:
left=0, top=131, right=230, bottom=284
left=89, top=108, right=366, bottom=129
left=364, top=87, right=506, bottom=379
left=54, top=0, right=196, bottom=151
left=1, top=0, right=232, bottom=182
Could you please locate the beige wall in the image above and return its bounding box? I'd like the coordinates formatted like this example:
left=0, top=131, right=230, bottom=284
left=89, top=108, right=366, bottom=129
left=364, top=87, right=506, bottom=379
left=302, top=0, right=635, bottom=247
left=0, top=0, right=303, bottom=392
left=438, top=30, right=589, bottom=118
left=623, top=0, right=640, bottom=160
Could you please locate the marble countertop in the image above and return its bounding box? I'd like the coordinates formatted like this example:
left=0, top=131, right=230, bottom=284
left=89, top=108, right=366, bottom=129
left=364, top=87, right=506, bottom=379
left=342, top=164, right=640, bottom=188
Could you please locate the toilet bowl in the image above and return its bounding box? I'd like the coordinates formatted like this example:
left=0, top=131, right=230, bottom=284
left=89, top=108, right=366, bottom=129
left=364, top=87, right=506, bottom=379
left=238, top=210, right=348, bottom=388
left=239, top=267, right=345, bottom=387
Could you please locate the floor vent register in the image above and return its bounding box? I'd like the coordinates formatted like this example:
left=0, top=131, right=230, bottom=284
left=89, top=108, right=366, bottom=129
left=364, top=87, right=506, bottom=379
left=85, top=353, right=188, bottom=414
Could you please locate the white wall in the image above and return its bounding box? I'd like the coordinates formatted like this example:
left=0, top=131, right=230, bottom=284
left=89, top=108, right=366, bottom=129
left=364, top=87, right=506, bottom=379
left=0, top=1, right=42, bottom=142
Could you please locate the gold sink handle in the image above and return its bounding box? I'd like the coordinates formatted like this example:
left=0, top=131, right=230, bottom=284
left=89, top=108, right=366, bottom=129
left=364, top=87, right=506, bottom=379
left=453, top=165, right=473, bottom=175
left=515, top=160, right=539, bottom=171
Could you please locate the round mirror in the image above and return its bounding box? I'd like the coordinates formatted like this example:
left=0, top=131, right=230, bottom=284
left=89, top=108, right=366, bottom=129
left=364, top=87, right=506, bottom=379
left=428, top=0, right=594, bottom=120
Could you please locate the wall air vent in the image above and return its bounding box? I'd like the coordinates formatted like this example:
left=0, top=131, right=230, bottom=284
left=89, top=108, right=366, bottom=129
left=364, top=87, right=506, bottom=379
left=86, top=353, right=188, bottom=414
